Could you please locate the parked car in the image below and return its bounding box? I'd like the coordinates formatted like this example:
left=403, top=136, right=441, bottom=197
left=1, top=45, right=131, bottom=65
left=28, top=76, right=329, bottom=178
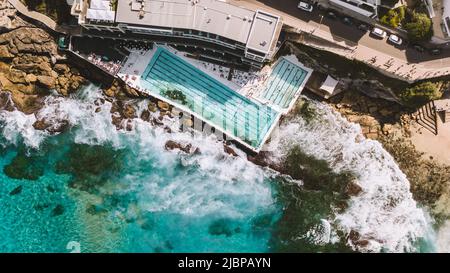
left=342, top=17, right=353, bottom=25
left=412, top=44, right=425, bottom=53
left=298, top=1, right=313, bottom=12
left=326, top=11, right=338, bottom=20
left=388, top=34, right=402, bottom=45
left=430, top=48, right=442, bottom=55
left=358, top=23, right=370, bottom=32
left=371, top=27, right=387, bottom=39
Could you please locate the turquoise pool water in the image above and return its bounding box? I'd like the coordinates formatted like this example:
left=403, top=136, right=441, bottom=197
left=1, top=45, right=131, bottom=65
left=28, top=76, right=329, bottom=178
left=140, top=47, right=279, bottom=150
left=258, top=58, right=309, bottom=110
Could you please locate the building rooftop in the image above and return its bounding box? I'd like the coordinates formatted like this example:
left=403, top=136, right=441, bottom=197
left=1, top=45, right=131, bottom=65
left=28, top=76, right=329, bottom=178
left=115, top=0, right=281, bottom=54
left=428, top=0, right=450, bottom=41
left=246, top=11, right=280, bottom=54
left=86, top=0, right=115, bottom=22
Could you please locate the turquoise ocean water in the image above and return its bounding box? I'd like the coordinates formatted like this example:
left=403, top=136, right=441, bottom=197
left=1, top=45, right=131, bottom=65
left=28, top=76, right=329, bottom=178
left=0, top=85, right=436, bottom=252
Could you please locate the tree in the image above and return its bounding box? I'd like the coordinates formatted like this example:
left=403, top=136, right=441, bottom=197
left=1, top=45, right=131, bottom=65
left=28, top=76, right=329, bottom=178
left=404, top=12, right=433, bottom=41
left=400, top=82, right=442, bottom=108
left=380, top=6, right=406, bottom=28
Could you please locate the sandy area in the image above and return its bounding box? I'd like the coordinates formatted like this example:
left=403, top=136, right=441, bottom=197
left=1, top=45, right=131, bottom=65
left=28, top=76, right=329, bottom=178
left=410, top=110, right=450, bottom=165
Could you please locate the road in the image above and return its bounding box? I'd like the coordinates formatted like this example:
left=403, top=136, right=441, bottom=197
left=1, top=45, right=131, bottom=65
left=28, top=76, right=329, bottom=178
left=231, top=0, right=450, bottom=81
left=7, top=0, right=57, bottom=30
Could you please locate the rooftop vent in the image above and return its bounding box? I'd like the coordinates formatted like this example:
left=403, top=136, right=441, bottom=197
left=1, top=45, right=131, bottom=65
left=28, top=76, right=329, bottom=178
left=227, top=14, right=231, bottom=20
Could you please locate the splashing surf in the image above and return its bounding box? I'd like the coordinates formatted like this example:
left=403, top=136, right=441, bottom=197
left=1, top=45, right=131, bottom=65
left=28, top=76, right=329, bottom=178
left=0, top=85, right=435, bottom=252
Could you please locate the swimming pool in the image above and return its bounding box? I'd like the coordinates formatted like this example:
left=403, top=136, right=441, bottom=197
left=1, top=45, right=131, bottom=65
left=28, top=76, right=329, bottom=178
left=258, top=58, right=311, bottom=112
left=140, top=47, right=279, bottom=150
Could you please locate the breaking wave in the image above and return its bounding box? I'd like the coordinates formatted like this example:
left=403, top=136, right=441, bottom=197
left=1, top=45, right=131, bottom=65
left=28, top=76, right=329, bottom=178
left=0, top=85, right=436, bottom=252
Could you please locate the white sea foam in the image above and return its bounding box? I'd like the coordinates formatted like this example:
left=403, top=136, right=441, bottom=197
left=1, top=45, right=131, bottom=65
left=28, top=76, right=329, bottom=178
left=264, top=99, right=431, bottom=252
left=0, top=109, right=46, bottom=149
left=28, top=84, right=273, bottom=219
left=0, top=84, right=436, bottom=252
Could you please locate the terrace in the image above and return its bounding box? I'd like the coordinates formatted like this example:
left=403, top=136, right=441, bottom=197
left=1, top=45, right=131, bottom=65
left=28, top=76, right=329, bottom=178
left=117, top=46, right=312, bottom=151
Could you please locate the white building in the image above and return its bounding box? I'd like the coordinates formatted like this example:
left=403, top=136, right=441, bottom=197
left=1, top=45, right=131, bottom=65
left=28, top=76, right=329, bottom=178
left=318, top=0, right=380, bottom=19
left=70, top=0, right=284, bottom=68
left=423, top=0, right=450, bottom=45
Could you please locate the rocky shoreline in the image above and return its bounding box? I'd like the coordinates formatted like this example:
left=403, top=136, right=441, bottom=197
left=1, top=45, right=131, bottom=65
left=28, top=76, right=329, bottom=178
left=1, top=0, right=449, bottom=232
left=327, top=89, right=450, bottom=220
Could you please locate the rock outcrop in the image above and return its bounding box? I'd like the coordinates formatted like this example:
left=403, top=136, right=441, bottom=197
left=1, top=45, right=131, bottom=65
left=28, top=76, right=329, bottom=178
left=0, top=27, right=86, bottom=113
left=164, top=140, right=198, bottom=154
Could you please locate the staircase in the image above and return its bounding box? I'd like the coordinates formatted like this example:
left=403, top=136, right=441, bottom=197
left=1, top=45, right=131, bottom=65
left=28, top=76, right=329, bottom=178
left=415, top=101, right=438, bottom=135
left=444, top=110, right=450, bottom=123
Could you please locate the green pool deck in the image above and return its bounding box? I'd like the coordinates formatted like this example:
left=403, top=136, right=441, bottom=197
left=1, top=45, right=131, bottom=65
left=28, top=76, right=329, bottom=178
left=258, top=57, right=312, bottom=112
left=140, top=47, right=280, bottom=151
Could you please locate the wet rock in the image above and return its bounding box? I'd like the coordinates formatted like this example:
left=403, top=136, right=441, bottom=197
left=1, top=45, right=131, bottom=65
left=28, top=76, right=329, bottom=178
left=55, top=144, right=125, bottom=193
left=10, top=93, right=44, bottom=115
left=355, top=239, right=370, bottom=247
left=33, top=119, right=70, bottom=134
left=51, top=204, right=65, bottom=217
left=122, top=104, right=137, bottom=119
left=103, top=85, right=116, bottom=97
left=0, top=92, right=14, bottom=111
left=36, top=75, right=56, bottom=89
left=94, top=98, right=105, bottom=106
left=157, top=101, right=170, bottom=111
left=164, top=140, right=193, bottom=154
left=163, top=126, right=172, bottom=133
left=32, top=119, right=51, bottom=131
left=3, top=153, right=45, bottom=181
left=126, top=119, right=133, bottom=131
left=348, top=230, right=360, bottom=243
left=9, top=185, right=23, bottom=196
left=111, top=114, right=123, bottom=129
left=345, top=181, right=363, bottom=196
left=152, top=117, right=163, bottom=126
left=224, top=145, right=238, bottom=157
left=148, top=102, right=157, bottom=112
left=140, top=110, right=150, bottom=122
left=247, top=152, right=270, bottom=168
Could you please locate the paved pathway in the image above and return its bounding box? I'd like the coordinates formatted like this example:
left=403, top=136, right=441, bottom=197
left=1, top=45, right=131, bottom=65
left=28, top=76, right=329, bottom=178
left=231, top=0, right=450, bottom=82
left=7, top=0, right=57, bottom=30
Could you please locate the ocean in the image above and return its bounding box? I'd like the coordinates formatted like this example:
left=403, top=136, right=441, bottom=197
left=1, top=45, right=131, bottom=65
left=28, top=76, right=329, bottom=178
left=0, top=84, right=436, bottom=252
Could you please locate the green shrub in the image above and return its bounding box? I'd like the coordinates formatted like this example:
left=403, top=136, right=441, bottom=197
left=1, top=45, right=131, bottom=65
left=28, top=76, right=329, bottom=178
left=400, top=82, right=442, bottom=108
left=380, top=6, right=406, bottom=28
left=404, top=12, right=433, bottom=41
left=161, top=89, right=188, bottom=105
